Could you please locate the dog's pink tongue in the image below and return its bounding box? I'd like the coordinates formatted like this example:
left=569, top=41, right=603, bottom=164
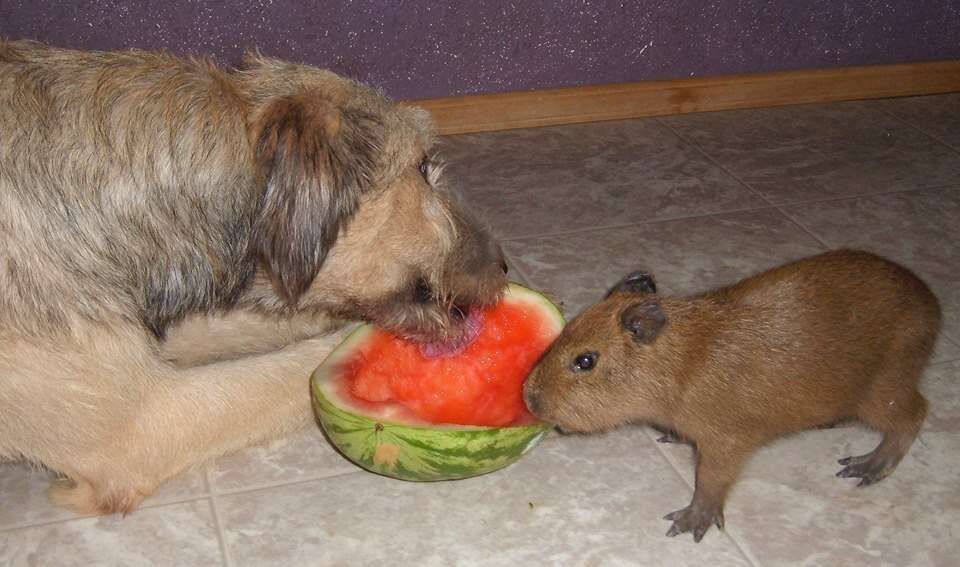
left=419, top=309, right=485, bottom=359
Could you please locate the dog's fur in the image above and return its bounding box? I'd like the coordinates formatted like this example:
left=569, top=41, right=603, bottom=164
left=0, top=40, right=507, bottom=514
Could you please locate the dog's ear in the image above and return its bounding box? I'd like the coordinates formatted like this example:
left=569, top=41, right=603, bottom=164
left=251, top=95, right=382, bottom=304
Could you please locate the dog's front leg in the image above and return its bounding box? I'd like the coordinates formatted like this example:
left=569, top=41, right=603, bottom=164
left=50, top=329, right=348, bottom=516
left=160, top=310, right=347, bottom=367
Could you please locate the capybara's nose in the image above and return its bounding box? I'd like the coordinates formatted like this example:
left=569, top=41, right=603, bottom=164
left=523, top=385, right=541, bottom=415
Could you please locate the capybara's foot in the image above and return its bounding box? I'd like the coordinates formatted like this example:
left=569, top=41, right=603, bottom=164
left=664, top=502, right=724, bottom=543
left=836, top=450, right=898, bottom=486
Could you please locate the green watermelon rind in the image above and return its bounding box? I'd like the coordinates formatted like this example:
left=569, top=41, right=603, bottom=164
left=310, top=283, right=563, bottom=482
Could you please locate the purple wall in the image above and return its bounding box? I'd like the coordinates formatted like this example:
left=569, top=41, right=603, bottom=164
left=2, top=1, right=958, bottom=100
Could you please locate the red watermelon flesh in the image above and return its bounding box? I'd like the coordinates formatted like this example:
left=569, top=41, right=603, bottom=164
left=344, top=300, right=557, bottom=427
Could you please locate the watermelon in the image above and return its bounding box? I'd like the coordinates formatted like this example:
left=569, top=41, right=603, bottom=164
left=311, top=283, right=564, bottom=481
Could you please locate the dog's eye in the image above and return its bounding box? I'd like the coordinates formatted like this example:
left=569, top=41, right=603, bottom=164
left=571, top=351, right=598, bottom=372
left=418, top=156, right=430, bottom=181
left=413, top=278, right=433, bottom=304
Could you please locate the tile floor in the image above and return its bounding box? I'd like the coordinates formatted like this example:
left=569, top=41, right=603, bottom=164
left=2, top=94, right=960, bottom=566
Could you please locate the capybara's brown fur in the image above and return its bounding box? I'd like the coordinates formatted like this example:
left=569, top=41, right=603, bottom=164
left=524, top=249, right=940, bottom=542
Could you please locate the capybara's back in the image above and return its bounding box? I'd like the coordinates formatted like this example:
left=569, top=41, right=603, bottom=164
left=716, top=249, right=939, bottom=433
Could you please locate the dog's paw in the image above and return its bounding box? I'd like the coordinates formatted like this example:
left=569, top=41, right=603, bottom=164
left=48, top=476, right=147, bottom=516
left=48, top=477, right=100, bottom=515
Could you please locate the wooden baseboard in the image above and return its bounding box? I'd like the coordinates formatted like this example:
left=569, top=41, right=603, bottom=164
left=411, top=61, right=960, bottom=135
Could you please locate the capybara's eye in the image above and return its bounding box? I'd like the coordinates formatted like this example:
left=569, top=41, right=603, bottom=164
left=572, top=352, right=598, bottom=372
left=419, top=156, right=430, bottom=180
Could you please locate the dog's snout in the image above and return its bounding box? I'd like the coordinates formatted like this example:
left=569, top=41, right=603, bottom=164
left=450, top=304, right=467, bottom=322
left=413, top=278, right=433, bottom=304
left=495, top=244, right=508, bottom=274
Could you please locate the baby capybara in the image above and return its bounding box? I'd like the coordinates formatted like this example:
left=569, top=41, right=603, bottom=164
left=523, top=250, right=940, bottom=542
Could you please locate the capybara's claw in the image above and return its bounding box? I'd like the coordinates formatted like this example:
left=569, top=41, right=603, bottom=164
left=836, top=450, right=896, bottom=486
left=664, top=504, right=724, bottom=543
left=656, top=430, right=684, bottom=444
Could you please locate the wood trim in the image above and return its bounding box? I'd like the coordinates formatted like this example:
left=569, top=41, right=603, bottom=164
left=411, top=61, right=960, bottom=135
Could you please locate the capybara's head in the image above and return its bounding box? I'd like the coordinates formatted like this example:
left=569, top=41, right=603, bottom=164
left=242, top=54, right=507, bottom=343
left=524, top=271, right=677, bottom=432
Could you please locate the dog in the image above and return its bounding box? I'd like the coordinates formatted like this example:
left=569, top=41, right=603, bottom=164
left=0, top=40, right=507, bottom=515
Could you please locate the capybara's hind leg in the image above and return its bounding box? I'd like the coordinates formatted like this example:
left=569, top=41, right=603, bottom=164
left=838, top=385, right=927, bottom=486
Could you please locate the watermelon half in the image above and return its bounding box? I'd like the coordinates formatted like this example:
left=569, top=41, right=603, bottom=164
left=311, top=283, right=563, bottom=481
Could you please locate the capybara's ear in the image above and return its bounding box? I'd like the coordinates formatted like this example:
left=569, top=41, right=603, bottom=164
left=606, top=271, right=657, bottom=298
left=620, top=301, right=667, bottom=344
left=250, top=95, right=383, bottom=304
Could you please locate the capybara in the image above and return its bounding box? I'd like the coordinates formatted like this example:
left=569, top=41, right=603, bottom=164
left=524, top=250, right=940, bottom=541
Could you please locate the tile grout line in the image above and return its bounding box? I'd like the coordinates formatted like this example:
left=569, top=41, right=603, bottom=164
left=655, top=116, right=837, bottom=250
left=205, top=468, right=234, bottom=567
left=878, top=106, right=960, bottom=157
left=653, top=118, right=786, bottom=212
left=496, top=181, right=956, bottom=246
left=0, top=464, right=375, bottom=535
left=0, top=493, right=212, bottom=534
left=774, top=184, right=960, bottom=267
left=497, top=203, right=778, bottom=243
left=208, top=469, right=364, bottom=500
left=932, top=355, right=960, bottom=367
left=654, top=116, right=960, bottom=251
left=768, top=205, right=831, bottom=249
left=459, top=138, right=955, bottom=246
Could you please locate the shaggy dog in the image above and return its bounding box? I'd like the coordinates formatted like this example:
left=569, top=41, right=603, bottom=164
left=0, top=40, right=507, bottom=514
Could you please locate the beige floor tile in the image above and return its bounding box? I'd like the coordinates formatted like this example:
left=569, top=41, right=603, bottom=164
left=876, top=93, right=960, bottom=150
left=782, top=187, right=960, bottom=343
left=0, top=500, right=222, bottom=566
left=504, top=208, right=825, bottom=317
left=440, top=119, right=766, bottom=239
left=0, top=462, right=207, bottom=531
left=208, top=425, right=359, bottom=494
left=723, top=361, right=960, bottom=566
left=216, top=430, right=753, bottom=566
left=660, top=101, right=960, bottom=204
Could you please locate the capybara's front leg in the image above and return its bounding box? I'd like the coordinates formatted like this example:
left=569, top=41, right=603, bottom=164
left=665, top=442, right=751, bottom=542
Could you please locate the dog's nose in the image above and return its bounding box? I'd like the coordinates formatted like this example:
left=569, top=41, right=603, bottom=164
left=450, top=304, right=467, bottom=322
left=495, top=244, right=508, bottom=274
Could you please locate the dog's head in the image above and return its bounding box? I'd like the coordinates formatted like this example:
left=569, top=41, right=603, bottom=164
left=241, top=54, right=507, bottom=343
